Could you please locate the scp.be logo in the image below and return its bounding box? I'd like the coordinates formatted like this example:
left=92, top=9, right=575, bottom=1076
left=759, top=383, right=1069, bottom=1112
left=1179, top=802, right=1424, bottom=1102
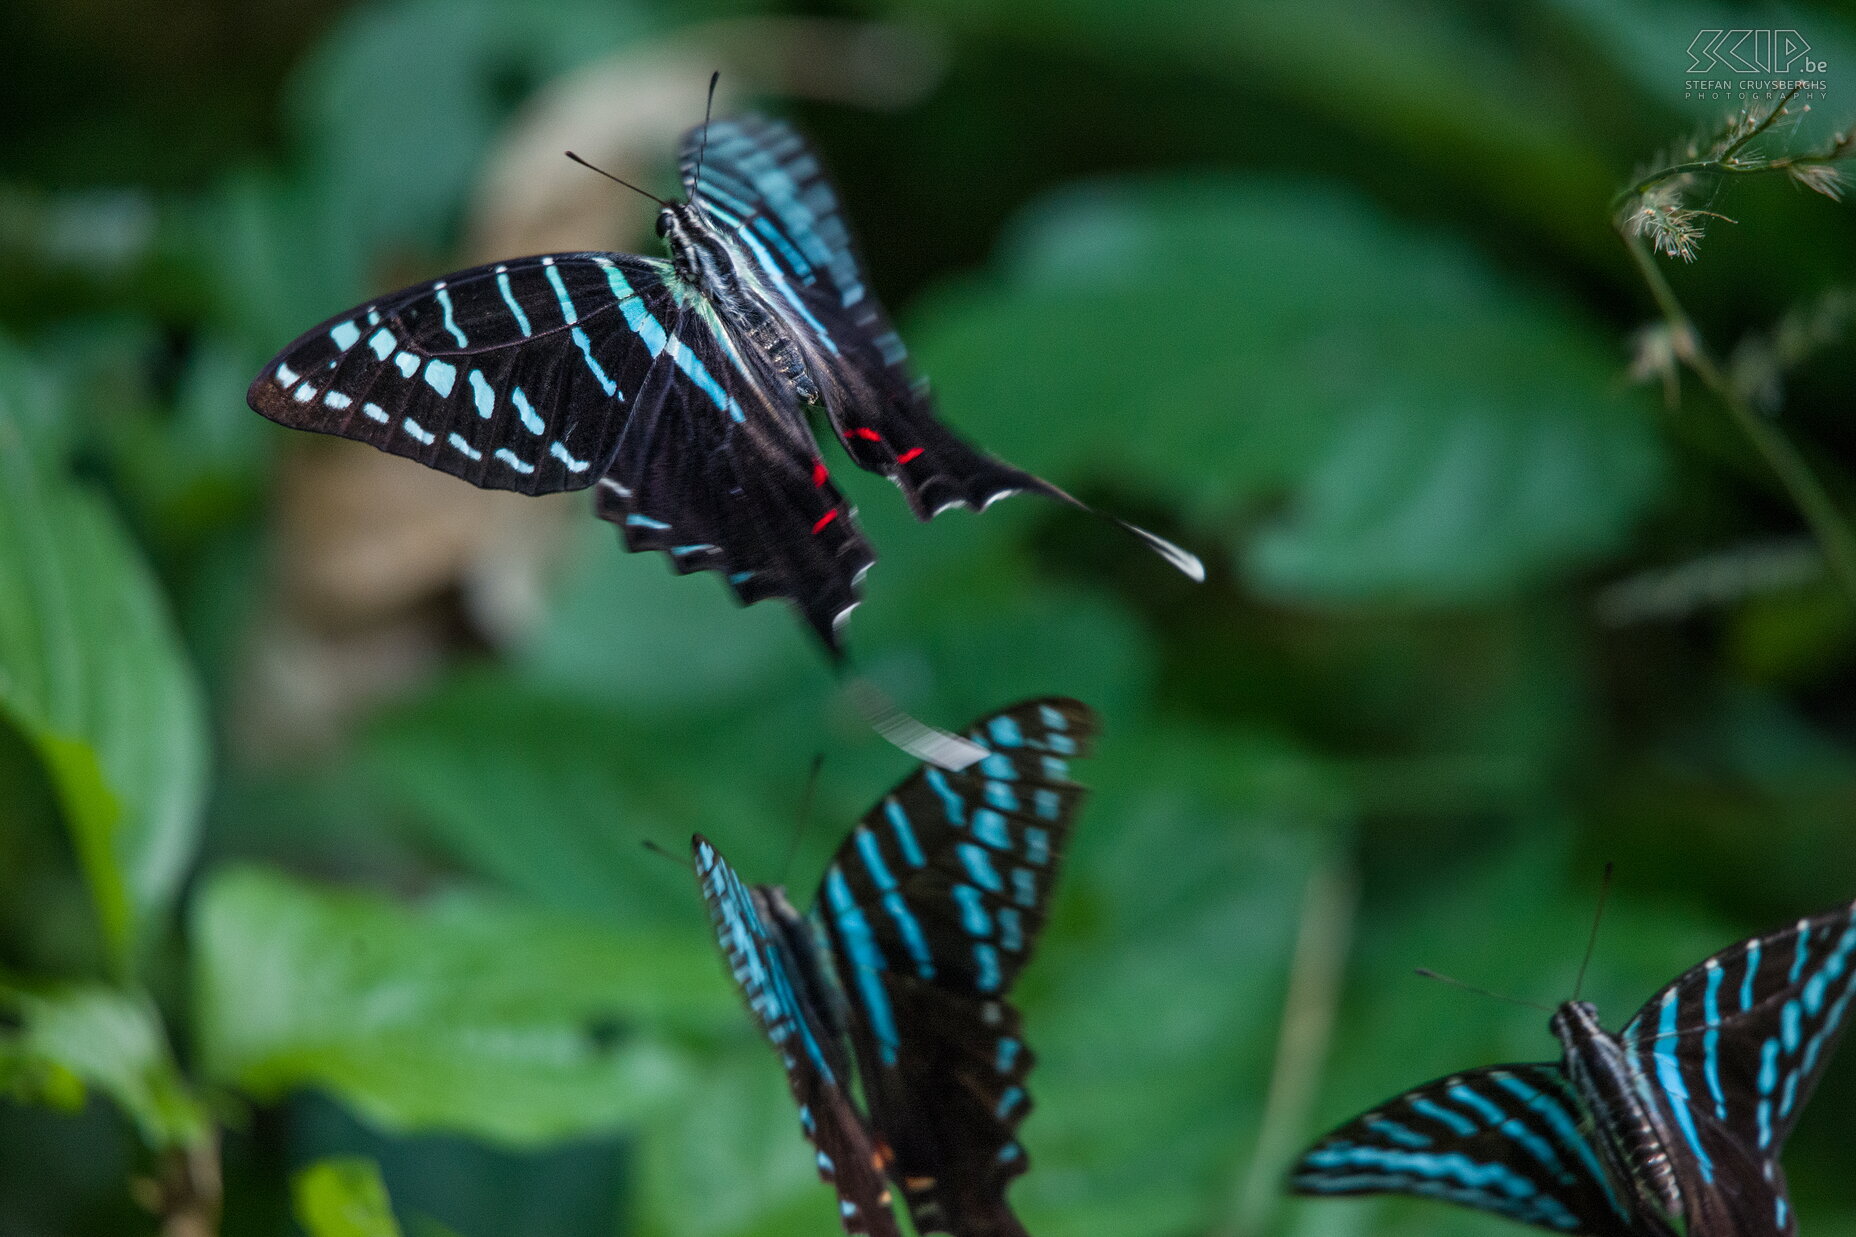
left=1687, top=29, right=1824, bottom=74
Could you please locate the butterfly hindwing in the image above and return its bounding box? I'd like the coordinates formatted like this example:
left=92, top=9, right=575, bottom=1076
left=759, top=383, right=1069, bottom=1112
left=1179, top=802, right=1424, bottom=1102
left=591, top=308, right=875, bottom=645
left=693, top=837, right=901, bottom=1237
left=683, top=117, right=1062, bottom=524
left=812, top=698, right=1098, bottom=1237
left=249, top=255, right=680, bottom=494
left=1617, top=900, right=1856, bottom=1172
left=1290, top=1063, right=1635, bottom=1236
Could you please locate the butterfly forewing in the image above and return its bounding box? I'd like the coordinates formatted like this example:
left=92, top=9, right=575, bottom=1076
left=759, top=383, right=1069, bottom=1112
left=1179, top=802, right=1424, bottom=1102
left=692, top=836, right=902, bottom=1237
left=249, top=255, right=678, bottom=494
left=1617, top=900, right=1856, bottom=1173
left=812, top=698, right=1098, bottom=1237
left=1290, top=1063, right=1635, bottom=1236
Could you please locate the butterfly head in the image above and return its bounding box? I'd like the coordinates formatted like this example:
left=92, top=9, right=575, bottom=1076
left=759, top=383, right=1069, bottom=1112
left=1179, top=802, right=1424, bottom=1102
left=1549, top=999, right=1605, bottom=1048
left=657, top=201, right=739, bottom=291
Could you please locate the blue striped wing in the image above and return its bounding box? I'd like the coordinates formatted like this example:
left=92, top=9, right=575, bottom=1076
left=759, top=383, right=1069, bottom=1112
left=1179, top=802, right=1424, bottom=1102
left=682, top=117, right=1064, bottom=523
left=810, top=698, right=1098, bottom=1237
left=693, top=836, right=902, bottom=1237
left=1616, top=899, right=1856, bottom=1224
left=1290, top=1064, right=1634, bottom=1235
left=250, top=252, right=877, bottom=649
left=249, top=254, right=676, bottom=493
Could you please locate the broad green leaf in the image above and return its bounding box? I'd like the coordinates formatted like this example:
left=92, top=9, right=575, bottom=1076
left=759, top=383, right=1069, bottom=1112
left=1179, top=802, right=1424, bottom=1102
left=192, top=867, right=732, bottom=1145
left=875, top=0, right=1619, bottom=252
left=285, top=0, right=646, bottom=271
left=1011, top=728, right=1339, bottom=1236
left=387, top=519, right=1155, bottom=919
left=0, top=980, right=207, bottom=1150
left=909, top=178, right=1666, bottom=603
left=293, top=1157, right=404, bottom=1237
left=0, top=345, right=209, bottom=971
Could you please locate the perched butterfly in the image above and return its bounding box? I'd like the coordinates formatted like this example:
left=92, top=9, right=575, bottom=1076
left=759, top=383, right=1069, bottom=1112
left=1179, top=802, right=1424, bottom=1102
left=247, top=93, right=1201, bottom=660
left=692, top=698, right=1097, bottom=1236
left=1289, top=898, right=1856, bottom=1235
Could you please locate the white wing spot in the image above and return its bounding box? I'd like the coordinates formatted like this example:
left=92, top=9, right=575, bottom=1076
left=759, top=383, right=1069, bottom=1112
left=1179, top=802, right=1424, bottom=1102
left=549, top=441, right=590, bottom=472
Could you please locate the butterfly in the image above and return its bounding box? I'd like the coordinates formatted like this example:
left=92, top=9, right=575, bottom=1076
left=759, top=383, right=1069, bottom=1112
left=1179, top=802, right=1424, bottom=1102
left=247, top=98, right=1201, bottom=660
left=1289, top=898, right=1856, bottom=1235
left=691, top=697, right=1097, bottom=1236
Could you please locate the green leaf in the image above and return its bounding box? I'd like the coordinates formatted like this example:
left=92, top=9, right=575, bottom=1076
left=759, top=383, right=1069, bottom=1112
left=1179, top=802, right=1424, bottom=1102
left=1010, top=727, right=1338, bottom=1236
left=876, top=0, right=1616, bottom=250
left=192, top=867, right=731, bottom=1145
left=0, top=342, right=209, bottom=971
left=909, top=178, right=1666, bottom=603
left=0, top=980, right=208, bottom=1150
left=293, top=1157, right=405, bottom=1237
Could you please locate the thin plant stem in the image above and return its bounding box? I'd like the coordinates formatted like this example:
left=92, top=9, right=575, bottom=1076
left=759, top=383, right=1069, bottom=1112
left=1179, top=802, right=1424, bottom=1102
left=1610, top=86, right=1808, bottom=211
left=1613, top=86, right=1856, bottom=610
left=1214, top=860, right=1357, bottom=1237
left=1619, top=231, right=1856, bottom=609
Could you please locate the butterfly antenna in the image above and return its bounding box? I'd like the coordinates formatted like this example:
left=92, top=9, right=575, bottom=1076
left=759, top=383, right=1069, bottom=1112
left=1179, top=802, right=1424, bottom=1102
left=778, top=753, right=826, bottom=886
left=690, top=70, right=721, bottom=204
left=1573, top=862, right=1616, bottom=1001
left=563, top=151, right=669, bottom=207
left=641, top=838, right=695, bottom=873
left=1415, top=969, right=1555, bottom=1015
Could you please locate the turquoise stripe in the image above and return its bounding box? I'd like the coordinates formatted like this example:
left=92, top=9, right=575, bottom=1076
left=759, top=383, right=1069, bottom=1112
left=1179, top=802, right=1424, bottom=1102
left=543, top=260, right=577, bottom=324
left=826, top=867, right=900, bottom=1065
left=435, top=285, right=468, bottom=346
left=884, top=799, right=926, bottom=867
left=1703, top=962, right=1728, bottom=1120
left=496, top=269, right=533, bottom=335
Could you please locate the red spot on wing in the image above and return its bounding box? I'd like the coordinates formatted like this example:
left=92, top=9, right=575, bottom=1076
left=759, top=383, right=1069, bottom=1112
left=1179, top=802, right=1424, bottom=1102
left=896, top=447, right=923, bottom=464
left=811, top=508, right=840, bottom=535
left=811, top=458, right=829, bottom=487
left=851, top=427, right=883, bottom=441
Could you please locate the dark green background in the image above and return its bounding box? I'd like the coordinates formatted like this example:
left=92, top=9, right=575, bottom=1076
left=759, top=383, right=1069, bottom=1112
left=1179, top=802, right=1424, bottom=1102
left=3, top=0, right=1855, bottom=1233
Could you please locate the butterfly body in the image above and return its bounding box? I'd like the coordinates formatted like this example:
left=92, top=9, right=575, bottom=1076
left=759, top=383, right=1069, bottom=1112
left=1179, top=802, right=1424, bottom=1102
left=251, top=115, right=1200, bottom=656
left=657, top=201, right=819, bottom=404
left=693, top=698, right=1099, bottom=1235
left=1551, top=1000, right=1729, bottom=1236
left=1291, top=900, right=1856, bottom=1236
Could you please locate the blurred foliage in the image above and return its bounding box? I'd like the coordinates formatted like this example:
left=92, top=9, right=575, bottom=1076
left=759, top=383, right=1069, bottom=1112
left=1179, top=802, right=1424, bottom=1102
left=3, top=0, right=1856, bottom=1234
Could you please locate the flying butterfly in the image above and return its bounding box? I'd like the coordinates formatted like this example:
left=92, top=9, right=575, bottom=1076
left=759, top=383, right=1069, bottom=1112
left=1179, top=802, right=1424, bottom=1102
left=1289, top=897, right=1856, bottom=1235
left=692, top=697, right=1096, bottom=1236
left=247, top=85, right=1201, bottom=663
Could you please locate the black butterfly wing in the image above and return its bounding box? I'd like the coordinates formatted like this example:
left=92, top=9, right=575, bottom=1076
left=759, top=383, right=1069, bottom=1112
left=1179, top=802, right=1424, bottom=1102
left=682, top=116, right=1062, bottom=522
left=808, top=698, right=1099, bottom=1237
left=1616, top=899, right=1856, bottom=1219
left=1289, top=1063, right=1637, bottom=1235
left=692, top=836, right=901, bottom=1237
left=591, top=299, right=875, bottom=650
left=252, top=252, right=877, bottom=652
left=248, top=254, right=680, bottom=493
